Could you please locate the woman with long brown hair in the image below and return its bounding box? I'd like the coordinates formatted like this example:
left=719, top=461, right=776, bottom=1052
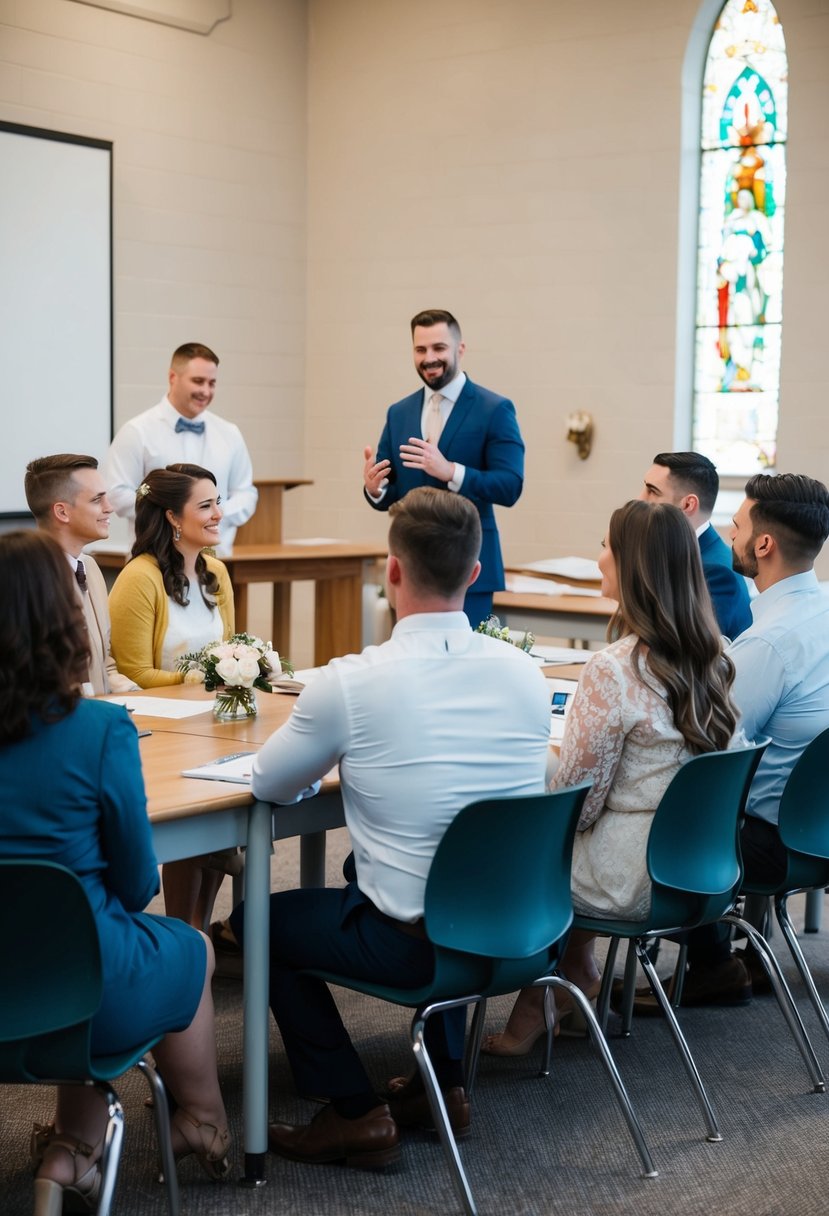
left=109, top=463, right=236, bottom=928
left=485, top=500, right=738, bottom=1054
left=0, top=531, right=230, bottom=1214
left=109, top=463, right=234, bottom=688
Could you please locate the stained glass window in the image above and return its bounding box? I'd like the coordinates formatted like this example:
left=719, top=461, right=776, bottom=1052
left=692, top=0, right=787, bottom=475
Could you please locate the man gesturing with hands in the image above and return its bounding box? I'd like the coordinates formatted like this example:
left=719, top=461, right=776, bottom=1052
left=363, top=309, right=525, bottom=627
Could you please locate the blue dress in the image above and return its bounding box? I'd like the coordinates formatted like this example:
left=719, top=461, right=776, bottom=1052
left=0, top=699, right=205, bottom=1054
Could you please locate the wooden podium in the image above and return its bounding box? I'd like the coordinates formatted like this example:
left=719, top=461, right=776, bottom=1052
left=235, top=478, right=313, bottom=545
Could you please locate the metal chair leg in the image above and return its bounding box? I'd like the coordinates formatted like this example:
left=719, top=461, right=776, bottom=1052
left=775, top=894, right=829, bottom=1045
left=413, top=1001, right=477, bottom=1216
left=546, top=976, right=657, bottom=1179
left=136, top=1057, right=181, bottom=1216
left=723, top=913, right=825, bottom=1093
left=94, top=1085, right=125, bottom=1216
left=635, top=946, right=722, bottom=1142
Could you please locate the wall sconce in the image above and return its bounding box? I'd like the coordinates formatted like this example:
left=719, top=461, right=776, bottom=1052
left=566, top=411, right=594, bottom=460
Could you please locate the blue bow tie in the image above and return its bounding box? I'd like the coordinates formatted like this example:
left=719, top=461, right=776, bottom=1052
left=175, top=416, right=206, bottom=435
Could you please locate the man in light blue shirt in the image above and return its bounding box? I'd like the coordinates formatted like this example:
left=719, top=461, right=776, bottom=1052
left=682, top=472, right=829, bottom=1005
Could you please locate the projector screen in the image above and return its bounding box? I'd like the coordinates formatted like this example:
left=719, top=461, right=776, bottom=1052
left=0, top=122, right=112, bottom=517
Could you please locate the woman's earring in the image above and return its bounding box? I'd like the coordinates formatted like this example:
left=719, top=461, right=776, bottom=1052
left=173, top=526, right=181, bottom=542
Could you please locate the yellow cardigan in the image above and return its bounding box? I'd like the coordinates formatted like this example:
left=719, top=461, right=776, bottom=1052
left=109, top=553, right=235, bottom=688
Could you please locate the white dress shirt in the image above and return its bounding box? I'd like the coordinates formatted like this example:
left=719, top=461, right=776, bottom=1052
left=370, top=371, right=467, bottom=502
left=251, top=612, right=551, bottom=921
left=103, top=396, right=258, bottom=553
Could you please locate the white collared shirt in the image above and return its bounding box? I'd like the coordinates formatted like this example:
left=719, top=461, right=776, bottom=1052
left=251, top=612, right=551, bottom=920
left=103, top=396, right=257, bottom=554
left=419, top=370, right=466, bottom=491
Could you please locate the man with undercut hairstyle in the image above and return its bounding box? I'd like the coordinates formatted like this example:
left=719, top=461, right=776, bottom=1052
left=639, top=450, right=752, bottom=640
left=25, top=453, right=137, bottom=696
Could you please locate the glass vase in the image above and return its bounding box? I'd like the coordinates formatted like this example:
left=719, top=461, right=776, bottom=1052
left=213, top=685, right=258, bottom=721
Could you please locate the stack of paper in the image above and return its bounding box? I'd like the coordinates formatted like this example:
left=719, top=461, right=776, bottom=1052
left=523, top=556, right=601, bottom=582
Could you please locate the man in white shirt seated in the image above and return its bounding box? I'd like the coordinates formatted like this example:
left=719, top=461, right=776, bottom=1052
left=24, top=454, right=137, bottom=696
left=103, top=341, right=257, bottom=554
left=221, top=487, right=552, bottom=1168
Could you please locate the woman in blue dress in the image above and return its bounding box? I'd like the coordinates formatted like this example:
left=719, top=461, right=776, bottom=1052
left=0, top=530, right=230, bottom=1215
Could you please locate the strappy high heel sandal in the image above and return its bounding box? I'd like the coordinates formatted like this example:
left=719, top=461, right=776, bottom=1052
left=33, top=1135, right=101, bottom=1216
left=170, top=1108, right=231, bottom=1181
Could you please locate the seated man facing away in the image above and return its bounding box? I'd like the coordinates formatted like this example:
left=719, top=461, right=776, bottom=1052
left=24, top=453, right=138, bottom=695
left=221, top=486, right=552, bottom=1167
left=638, top=450, right=752, bottom=641
left=642, top=472, right=829, bottom=1008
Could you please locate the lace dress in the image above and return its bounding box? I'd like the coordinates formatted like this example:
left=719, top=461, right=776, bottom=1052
left=550, top=634, right=691, bottom=920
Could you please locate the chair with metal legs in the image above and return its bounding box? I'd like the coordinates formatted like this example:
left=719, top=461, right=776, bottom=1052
left=0, top=860, right=180, bottom=1216
left=304, top=786, right=656, bottom=1216
left=739, top=726, right=829, bottom=1046
left=577, top=743, right=825, bottom=1149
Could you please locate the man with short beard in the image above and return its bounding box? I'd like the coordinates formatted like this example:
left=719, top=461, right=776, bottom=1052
left=363, top=309, right=524, bottom=627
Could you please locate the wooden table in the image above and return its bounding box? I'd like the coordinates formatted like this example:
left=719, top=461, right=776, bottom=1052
left=506, top=564, right=602, bottom=592
left=493, top=588, right=617, bottom=645
left=220, top=541, right=387, bottom=663
left=130, top=686, right=345, bottom=1186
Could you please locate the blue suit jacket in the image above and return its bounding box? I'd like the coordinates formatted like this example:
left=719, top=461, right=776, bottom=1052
left=366, top=378, right=524, bottom=593
left=699, top=524, right=752, bottom=642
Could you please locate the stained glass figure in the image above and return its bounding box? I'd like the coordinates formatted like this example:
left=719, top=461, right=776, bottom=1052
left=692, top=0, right=787, bottom=474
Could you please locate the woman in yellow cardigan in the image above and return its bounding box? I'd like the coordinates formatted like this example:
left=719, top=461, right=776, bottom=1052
left=110, top=463, right=235, bottom=929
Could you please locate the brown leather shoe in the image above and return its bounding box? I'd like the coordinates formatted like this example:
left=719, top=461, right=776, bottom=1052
left=388, top=1085, right=471, bottom=1140
left=267, top=1103, right=400, bottom=1169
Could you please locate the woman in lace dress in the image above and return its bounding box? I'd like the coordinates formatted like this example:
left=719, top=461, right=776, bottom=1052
left=485, top=499, right=738, bottom=1054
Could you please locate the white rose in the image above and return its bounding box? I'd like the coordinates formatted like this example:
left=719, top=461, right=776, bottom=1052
left=183, top=668, right=205, bottom=685
left=209, top=643, right=234, bottom=660
left=264, top=649, right=280, bottom=673
left=236, top=654, right=261, bottom=687
left=216, top=656, right=241, bottom=685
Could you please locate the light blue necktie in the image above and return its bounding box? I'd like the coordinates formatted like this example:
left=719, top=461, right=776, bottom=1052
left=175, top=417, right=205, bottom=435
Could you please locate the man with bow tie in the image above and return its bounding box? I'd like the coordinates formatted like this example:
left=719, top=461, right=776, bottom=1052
left=104, top=342, right=257, bottom=554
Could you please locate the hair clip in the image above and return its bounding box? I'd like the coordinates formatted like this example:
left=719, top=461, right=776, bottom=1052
left=137, top=482, right=150, bottom=499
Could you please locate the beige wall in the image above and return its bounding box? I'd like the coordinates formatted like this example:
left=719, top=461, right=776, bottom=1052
left=2, top=0, right=828, bottom=605
left=0, top=0, right=307, bottom=493
left=304, top=0, right=829, bottom=576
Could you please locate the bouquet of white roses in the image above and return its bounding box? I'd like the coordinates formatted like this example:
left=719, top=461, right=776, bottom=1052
left=177, top=633, right=294, bottom=693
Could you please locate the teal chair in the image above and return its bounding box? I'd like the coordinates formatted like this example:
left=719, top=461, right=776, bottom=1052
left=575, top=743, right=826, bottom=1146
left=739, top=727, right=829, bottom=1045
left=0, top=860, right=180, bottom=1216
left=304, top=786, right=656, bottom=1216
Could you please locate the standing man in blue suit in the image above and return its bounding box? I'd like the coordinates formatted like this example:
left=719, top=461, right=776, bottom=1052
left=639, top=451, right=752, bottom=641
left=363, top=309, right=525, bottom=628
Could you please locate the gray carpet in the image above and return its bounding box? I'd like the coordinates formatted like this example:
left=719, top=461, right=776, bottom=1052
left=3, top=831, right=828, bottom=1215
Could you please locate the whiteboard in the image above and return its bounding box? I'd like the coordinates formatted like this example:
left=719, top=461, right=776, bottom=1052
left=0, top=123, right=112, bottom=516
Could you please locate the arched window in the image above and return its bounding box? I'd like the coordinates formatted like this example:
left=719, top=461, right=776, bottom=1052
left=691, top=0, right=787, bottom=474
